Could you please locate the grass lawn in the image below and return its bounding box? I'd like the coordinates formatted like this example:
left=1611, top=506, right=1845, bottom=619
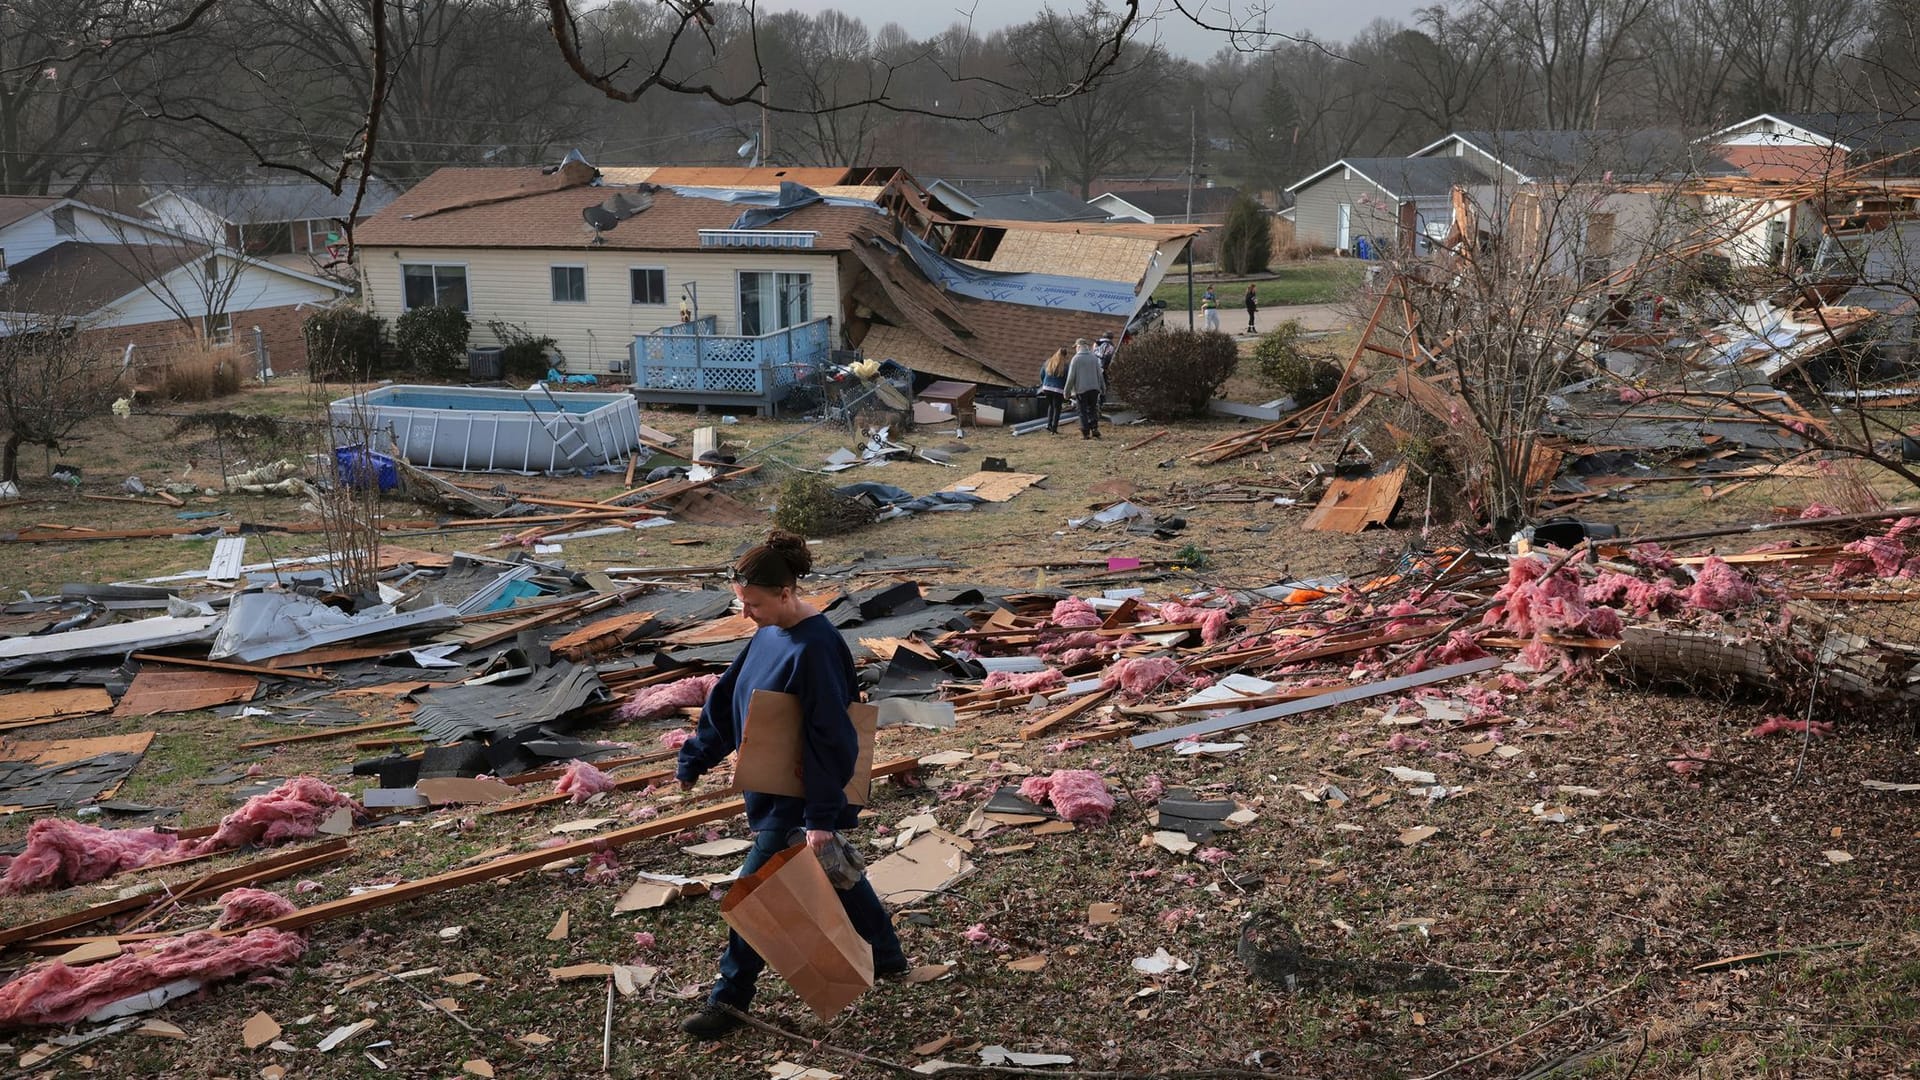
left=1, top=371, right=1917, bottom=1078
left=1153, top=258, right=1366, bottom=309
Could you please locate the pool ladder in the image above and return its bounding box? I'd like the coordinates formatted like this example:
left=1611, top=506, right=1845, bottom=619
left=526, top=385, right=594, bottom=470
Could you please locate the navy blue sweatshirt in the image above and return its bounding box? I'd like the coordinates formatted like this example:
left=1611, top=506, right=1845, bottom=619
left=674, top=613, right=861, bottom=833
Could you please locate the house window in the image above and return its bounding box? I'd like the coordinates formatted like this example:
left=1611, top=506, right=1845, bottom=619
left=629, top=267, right=666, bottom=305
left=203, top=311, right=232, bottom=345
left=737, top=271, right=811, bottom=336
left=51, top=206, right=75, bottom=236
left=402, top=263, right=469, bottom=311
left=551, top=265, right=587, bottom=303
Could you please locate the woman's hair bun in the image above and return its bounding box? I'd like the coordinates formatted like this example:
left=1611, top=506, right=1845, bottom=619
left=765, top=529, right=810, bottom=568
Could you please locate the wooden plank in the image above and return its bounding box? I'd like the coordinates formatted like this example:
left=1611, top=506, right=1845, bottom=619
left=1130, top=657, right=1505, bottom=749
left=231, top=757, right=920, bottom=936
left=1119, top=430, right=1168, bottom=452
left=112, top=668, right=258, bottom=718
left=1019, top=688, right=1114, bottom=741
left=0, top=688, right=115, bottom=728
left=239, top=718, right=414, bottom=749
left=0, top=840, right=353, bottom=949
left=130, top=653, right=329, bottom=682
left=1303, top=466, right=1406, bottom=534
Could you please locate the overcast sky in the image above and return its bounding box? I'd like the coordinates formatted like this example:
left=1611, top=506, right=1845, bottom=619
left=754, top=0, right=1423, bottom=59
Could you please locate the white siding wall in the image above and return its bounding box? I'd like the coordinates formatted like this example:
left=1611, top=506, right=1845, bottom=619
left=356, top=246, right=845, bottom=374
left=100, top=260, right=342, bottom=326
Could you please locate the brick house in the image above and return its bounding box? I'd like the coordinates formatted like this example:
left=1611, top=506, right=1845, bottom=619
left=0, top=196, right=352, bottom=374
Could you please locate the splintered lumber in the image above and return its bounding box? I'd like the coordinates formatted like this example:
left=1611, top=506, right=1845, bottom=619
left=1302, top=465, right=1408, bottom=533
left=1186, top=400, right=1327, bottom=465
left=0, top=840, right=353, bottom=949
left=240, top=718, right=414, bottom=748
left=1119, top=429, right=1169, bottom=452
left=227, top=756, right=919, bottom=936
left=1020, top=688, right=1114, bottom=741
left=131, top=653, right=329, bottom=682
left=1129, top=656, right=1504, bottom=749
left=1312, top=283, right=1395, bottom=443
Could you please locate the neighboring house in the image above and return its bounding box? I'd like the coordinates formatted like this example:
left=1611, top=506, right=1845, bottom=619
left=1090, top=186, right=1242, bottom=225
left=0, top=195, right=353, bottom=371
left=142, top=178, right=403, bottom=263
left=353, top=160, right=1195, bottom=401
left=968, top=190, right=1110, bottom=223
left=1698, top=113, right=1920, bottom=267
left=1287, top=158, right=1491, bottom=255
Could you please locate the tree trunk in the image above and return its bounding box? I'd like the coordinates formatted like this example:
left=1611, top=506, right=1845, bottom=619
left=2, top=432, right=21, bottom=485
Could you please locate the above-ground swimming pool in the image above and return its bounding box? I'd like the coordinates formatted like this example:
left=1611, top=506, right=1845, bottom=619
left=330, top=385, right=643, bottom=472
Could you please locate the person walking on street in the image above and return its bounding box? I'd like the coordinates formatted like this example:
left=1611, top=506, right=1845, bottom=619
left=1064, top=337, right=1106, bottom=439
left=1038, top=346, right=1070, bottom=434
left=1244, top=283, right=1259, bottom=334
left=676, top=531, right=909, bottom=1041
left=1202, top=286, right=1219, bottom=332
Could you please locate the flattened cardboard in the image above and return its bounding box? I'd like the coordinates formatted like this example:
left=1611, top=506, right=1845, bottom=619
left=733, top=691, right=877, bottom=806
left=414, top=777, right=516, bottom=805
left=720, top=844, right=873, bottom=1021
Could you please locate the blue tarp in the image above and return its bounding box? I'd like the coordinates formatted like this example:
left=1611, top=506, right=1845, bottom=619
left=893, top=231, right=1141, bottom=316
left=834, top=481, right=985, bottom=515
left=729, top=181, right=826, bottom=230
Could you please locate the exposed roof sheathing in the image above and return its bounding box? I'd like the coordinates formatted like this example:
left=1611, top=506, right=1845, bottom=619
left=960, top=229, right=1168, bottom=284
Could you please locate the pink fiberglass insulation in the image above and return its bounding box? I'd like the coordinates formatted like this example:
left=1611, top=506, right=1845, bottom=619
left=982, top=669, right=1065, bottom=694
left=1159, top=601, right=1232, bottom=645
left=1049, top=597, right=1103, bottom=629
left=1582, top=571, right=1680, bottom=617
left=617, top=673, right=720, bottom=723
left=1101, top=656, right=1190, bottom=700
left=213, top=887, right=298, bottom=930
left=1039, top=630, right=1104, bottom=656
left=1628, top=543, right=1679, bottom=573
left=1489, top=555, right=1615, bottom=637
left=1016, top=769, right=1115, bottom=825
left=1800, top=503, right=1844, bottom=519
left=0, top=929, right=307, bottom=1027
left=0, top=818, right=180, bottom=894
left=555, top=759, right=618, bottom=803
left=1748, top=715, right=1835, bottom=738
left=659, top=727, right=693, bottom=750
left=184, top=777, right=358, bottom=855
left=1682, top=557, right=1761, bottom=611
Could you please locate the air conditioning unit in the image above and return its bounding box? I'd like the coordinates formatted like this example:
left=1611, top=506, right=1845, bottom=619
left=606, top=358, right=627, bottom=374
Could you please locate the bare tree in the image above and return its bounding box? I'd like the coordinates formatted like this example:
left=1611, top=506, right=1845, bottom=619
left=0, top=297, right=125, bottom=484
left=1480, top=0, right=1658, bottom=129
left=1005, top=9, right=1180, bottom=197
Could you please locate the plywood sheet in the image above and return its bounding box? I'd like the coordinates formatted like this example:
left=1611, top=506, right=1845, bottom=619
left=0, top=688, right=115, bottom=729
left=113, top=669, right=258, bottom=718
left=1303, top=465, right=1407, bottom=534
left=951, top=471, right=1048, bottom=503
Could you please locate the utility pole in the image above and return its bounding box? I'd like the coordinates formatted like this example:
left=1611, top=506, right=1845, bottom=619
left=1185, top=106, right=1196, bottom=332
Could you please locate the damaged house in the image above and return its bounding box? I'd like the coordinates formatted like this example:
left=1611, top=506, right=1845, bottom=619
left=352, top=160, right=1196, bottom=406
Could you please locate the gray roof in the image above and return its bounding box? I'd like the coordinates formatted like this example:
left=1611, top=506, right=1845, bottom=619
left=1449, top=130, right=1738, bottom=181
left=968, top=189, right=1107, bottom=222
left=1769, top=113, right=1920, bottom=160
left=1100, top=186, right=1241, bottom=218
left=155, top=178, right=403, bottom=226
left=1338, top=157, right=1490, bottom=199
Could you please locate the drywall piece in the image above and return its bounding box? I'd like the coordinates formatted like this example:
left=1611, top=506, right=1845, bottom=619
left=865, top=834, right=974, bottom=904
left=874, top=699, right=957, bottom=730
left=948, top=471, right=1046, bottom=502
left=414, top=777, right=516, bottom=805
left=1129, top=657, right=1505, bottom=749
left=362, top=788, right=429, bottom=808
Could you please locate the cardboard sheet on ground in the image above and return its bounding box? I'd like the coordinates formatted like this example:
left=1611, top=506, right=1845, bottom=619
left=733, top=691, right=877, bottom=806
left=720, top=844, right=874, bottom=1021
left=865, top=833, right=974, bottom=904
left=950, top=471, right=1046, bottom=502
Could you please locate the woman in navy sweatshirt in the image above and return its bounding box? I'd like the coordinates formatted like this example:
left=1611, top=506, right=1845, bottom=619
left=675, top=530, right=908, bottom=1040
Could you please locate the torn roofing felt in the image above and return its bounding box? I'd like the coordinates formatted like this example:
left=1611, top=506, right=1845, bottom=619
left=409, top=662, right=609, bottom=743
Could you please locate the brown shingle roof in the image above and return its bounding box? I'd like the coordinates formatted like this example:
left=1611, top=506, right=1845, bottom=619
left=0, top=196, right=61, bottom=232
left=355, top=167, right=886, bottom=252
left=0, top=241, right=198, bottom=316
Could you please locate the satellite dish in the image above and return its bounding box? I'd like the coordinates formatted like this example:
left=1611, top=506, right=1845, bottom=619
left=582, top=205, right=618, bottom=234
